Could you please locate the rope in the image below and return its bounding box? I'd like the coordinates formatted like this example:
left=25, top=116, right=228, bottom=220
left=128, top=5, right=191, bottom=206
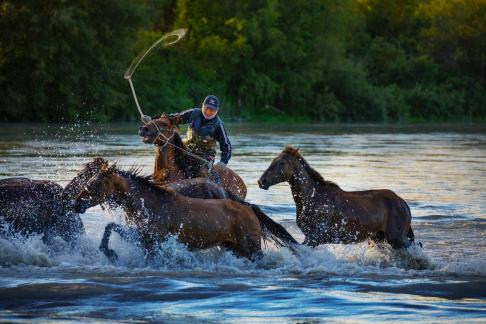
left=127, top=77, right=145, bottom=121
left=164, top=141, right=212, bottom=164
left=124, top=29, right=188, bottom=124
left=146, top=120, right=212, bottom=165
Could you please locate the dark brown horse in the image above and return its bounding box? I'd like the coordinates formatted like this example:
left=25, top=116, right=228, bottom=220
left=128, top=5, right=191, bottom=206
left=138, top=114, right=247, bottom=199
left=73, top=164, right=296, bottom=262
left=258, top=146, right=416, bottom=249
left=164, top=177, right=296, bottom=248
left=85, top=170, right=296, bottom=263
left=0, top=157, right=107, bottom=244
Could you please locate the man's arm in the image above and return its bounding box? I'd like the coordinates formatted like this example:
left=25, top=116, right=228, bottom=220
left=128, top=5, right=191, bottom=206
left=213, top=123, right=232, bottom=165
left=167, top=109, right=194, bottom=124
left=148, top=109, right=194, bottom=123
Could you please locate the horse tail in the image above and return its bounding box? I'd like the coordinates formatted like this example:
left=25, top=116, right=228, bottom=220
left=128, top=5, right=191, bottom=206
left=250, top=204, right=299, bottom=247
left=225, top=191, right=298, bottom=247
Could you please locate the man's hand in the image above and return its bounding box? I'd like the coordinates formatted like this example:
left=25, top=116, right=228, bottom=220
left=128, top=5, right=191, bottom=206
left=141, top=115, right=152, bottom=124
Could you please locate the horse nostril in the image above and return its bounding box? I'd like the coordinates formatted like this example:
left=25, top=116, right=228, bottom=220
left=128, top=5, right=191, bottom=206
left=258, top=179, right=269, bottom=190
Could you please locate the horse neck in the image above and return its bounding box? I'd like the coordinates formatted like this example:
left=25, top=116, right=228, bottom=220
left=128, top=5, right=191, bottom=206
left=287, top=157, right=336, bottom=211
left=113, top=173, right=172, bottom=224
left=61, top=171, right=93, bottom=206
left=153, top=143, right=186, bottom=184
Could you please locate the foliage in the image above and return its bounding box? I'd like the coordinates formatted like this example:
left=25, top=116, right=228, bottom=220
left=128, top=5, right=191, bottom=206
left=0, top=0, right=484, bottom=123
left=0, top=0, right=151, bottom=122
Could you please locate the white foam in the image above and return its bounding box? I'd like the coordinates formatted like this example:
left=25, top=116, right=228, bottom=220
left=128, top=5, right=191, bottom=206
left=436, top=256, right=486, bottom=276
left=0, top=217, right=483, bottom=278
left=0, top=234, right=52, bottom=267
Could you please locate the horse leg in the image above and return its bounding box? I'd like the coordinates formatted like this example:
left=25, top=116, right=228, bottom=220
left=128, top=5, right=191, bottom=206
left=233, top=232, right=262, bottom=261
left=383, top=198, right=415, bottom=250
left=221, top=225, right=261, bottom=260
left=385, top=223, right=412, bottom=250
left=408, top=227, right=423, bottom=248
left=385, top=225, right=412, bottom=250
left=99, top=223, right=139, bottom=263
left=226, top=242, right=254, bottom=260
left=100, top=223, right=119, bottom=263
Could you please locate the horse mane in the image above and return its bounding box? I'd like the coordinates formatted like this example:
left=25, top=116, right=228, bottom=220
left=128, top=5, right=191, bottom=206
left=116, top=166, right=167, bottom=193
left=157, top=115, right=192, bottom=176
left=284, top=145, right=340, bottom=189
left=171, top=131, right=192, bottom=175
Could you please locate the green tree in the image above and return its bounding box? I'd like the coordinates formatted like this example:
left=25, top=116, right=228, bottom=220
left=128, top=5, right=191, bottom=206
left=0, top=0, right=151, bottom=122
left=416, top=0, right=486, bottom=86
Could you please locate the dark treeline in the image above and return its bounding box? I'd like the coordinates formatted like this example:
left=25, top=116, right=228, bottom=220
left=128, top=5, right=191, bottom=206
left=1, top=0, right=485, bottom=123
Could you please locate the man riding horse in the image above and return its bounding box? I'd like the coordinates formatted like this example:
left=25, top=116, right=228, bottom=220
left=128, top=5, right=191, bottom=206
left=143, top=95, right=231, bottom=183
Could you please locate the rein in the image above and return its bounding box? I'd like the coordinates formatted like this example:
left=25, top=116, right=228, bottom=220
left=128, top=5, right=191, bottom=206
left=146, top=120, right=213, bottom=166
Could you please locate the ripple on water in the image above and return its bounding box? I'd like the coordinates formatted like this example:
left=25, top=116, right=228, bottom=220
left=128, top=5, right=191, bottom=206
left=1, top=124, right=485, bottom=321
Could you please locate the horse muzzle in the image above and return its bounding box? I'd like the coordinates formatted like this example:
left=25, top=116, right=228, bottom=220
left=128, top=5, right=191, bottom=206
left=257, top=179, right=269, bottom=190
left=138, top=127, right=155, bottom=144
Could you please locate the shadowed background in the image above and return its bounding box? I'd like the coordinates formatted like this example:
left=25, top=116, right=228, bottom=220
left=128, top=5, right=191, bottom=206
left=0, top=0, right=485, bottom=123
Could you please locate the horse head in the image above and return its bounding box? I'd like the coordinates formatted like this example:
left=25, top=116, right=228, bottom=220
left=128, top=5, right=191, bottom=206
left=73, top=163, right=119, bottom=214
left=61, top=157, right=109, bottom=206
left=258, top=145, right=300, bottom=190
left=138, top=113, right=179, bottom=146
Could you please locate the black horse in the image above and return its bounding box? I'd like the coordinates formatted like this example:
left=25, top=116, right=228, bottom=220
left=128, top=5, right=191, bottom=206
left=258, top=146, right=416, bottom=249
left=0, top=157, right=108, bottom=244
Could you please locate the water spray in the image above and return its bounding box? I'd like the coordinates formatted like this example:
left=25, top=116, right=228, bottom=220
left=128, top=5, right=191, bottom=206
left=124, top=28, right=188, bottom=123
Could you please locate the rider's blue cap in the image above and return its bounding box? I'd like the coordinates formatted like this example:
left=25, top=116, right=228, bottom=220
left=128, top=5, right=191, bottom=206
left=203, top=95, right=220, bottom=110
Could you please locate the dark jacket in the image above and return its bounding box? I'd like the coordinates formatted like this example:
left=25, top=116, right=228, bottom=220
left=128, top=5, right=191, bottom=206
left=172, top=108, right=232, bottom=164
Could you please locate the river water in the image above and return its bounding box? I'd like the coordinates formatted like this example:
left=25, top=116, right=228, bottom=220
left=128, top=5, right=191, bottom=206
left=0, top=123, right=485, bottom=322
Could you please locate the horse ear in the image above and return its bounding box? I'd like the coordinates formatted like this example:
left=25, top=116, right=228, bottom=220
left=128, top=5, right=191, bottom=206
left=100, top=162, right=109, bottom=172
left=169, top=115, right=180, bottom=129
left=101, top=159, right=109, bottom=169
left=93, top=157, right=108, bottom=168
left=107, top=162, right=117, bottom=173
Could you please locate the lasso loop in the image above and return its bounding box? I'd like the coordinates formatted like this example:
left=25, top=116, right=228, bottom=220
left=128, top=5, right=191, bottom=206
left=124, top=29, right=188, bottom=122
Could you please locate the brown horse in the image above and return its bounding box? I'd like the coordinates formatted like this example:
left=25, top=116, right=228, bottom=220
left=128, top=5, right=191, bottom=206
left=164, top=177, right=297, bottom=248
left=0, top=157, right=108, bottom=244
left=138, top=114, right=247, bottom=199
left=258, top=146, right=416, bottom=249
left=82, top=169, right=296, bottom=263
left=73, top=164, right=296, bottom=262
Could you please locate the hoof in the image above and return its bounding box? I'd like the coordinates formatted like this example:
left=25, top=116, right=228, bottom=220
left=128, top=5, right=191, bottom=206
left=418, top=242, right=423, bottom=248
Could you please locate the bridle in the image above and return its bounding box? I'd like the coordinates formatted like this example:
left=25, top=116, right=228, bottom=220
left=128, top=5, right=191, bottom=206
left=147, top=119, right=176, bottom=149
left=145, top=119, right=212, bottom=166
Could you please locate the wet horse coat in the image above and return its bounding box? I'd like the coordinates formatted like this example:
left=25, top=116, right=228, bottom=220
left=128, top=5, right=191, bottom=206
left=73, top=165, right=295, bottom=261
left=258, top=146, right=415, bottom=249
left=0, top=157, right=108, bottom=243
left=138, top=115, right=247, bottom=199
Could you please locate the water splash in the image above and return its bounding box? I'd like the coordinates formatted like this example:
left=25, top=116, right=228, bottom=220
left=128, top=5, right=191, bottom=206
left=2, top=222, right=479, bottom=279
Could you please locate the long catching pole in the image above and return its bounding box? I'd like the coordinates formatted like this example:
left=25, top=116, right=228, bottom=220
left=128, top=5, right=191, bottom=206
left=124, top=28, right=188, bottom=122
